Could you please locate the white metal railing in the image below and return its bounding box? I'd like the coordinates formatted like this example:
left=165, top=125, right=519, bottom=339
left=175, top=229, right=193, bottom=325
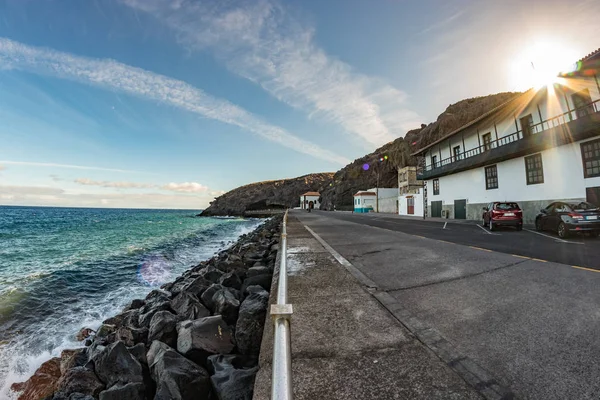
left=270, top=210, right=293, bottom=400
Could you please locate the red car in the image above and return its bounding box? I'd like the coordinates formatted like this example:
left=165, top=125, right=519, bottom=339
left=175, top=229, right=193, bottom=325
left=482, top=202, right=523, bottom=231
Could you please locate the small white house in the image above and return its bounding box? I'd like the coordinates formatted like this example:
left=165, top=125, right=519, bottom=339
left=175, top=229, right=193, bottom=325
left=399, top=189, right=424, bottom=217
left=300, top=192, right=320, bottom=210
left=354, top=191, right=377, bottom=213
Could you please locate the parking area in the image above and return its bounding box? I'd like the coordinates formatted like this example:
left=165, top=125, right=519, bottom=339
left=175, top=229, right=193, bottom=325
left=314, top=211, right=600, bottom=270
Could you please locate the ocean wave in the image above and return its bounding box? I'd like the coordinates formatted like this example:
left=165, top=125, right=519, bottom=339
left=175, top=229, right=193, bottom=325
left=0, top=211, right=264, bottom=395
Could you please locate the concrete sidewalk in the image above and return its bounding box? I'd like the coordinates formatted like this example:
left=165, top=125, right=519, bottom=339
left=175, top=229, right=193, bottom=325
left=253, top=216, right=482, bottom=400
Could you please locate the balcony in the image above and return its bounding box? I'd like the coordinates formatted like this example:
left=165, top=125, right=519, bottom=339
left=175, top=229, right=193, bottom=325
left=418, top=99, right=600, bottom=180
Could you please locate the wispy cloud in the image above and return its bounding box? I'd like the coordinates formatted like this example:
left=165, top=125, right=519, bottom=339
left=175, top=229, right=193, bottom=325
left=121, top=0, right=422, bottom=146
left=0, top=37, right=349, bottom=165
left=74, top=178, right=155, bottom=189
left=161, top=182, right=208, bottom=193
left=0, top=185, right=210, bottom=209
left=0, top=160, right=137, bottom=173
left=74, top=177, right=211, bottom=193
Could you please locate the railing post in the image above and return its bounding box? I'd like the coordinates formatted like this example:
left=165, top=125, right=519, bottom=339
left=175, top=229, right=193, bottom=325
left=271, top=210, right=293, bottom=400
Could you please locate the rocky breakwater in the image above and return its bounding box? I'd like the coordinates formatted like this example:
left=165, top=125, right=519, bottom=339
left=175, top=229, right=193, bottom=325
left=11, top=216, right=282, bottom=400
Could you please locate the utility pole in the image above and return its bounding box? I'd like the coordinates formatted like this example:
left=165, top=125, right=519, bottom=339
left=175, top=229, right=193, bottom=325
left=376, top=169, right=380, bottom=213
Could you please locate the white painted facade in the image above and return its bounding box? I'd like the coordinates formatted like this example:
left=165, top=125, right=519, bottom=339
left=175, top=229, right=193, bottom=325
left=426, top=140, right=600, bottom=220
left=359, top=188, right=398, bottom=213
left=399, top=189, right=424, bottom=217
left=299, top=194, right=320, bottom=210
left=417, top=52, right=600, bottom=224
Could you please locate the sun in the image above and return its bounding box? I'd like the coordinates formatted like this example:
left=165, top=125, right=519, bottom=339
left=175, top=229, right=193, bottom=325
left=510, top=39, right=580, bottom=90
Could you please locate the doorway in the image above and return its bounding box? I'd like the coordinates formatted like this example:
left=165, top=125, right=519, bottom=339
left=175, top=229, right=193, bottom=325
left=308, top=201, right=314, bottom=209
left=407, top=197, right=415, bottom=215
left=431, top=201, right=442, bottom=218
left=454, top=199, right=467, bottom=219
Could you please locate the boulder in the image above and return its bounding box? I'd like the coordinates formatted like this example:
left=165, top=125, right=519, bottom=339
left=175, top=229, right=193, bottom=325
left=219, top=271, right=242, bottom=290
left=99, top=382, right=145, bottom=400
left=51, top=392, right=95, bottom=400
left=170, top=291, right=210, bottom=320
left=148, top=310, right=178, bottom=348
left=138, top=301, right=172, bottom=328
left=114, top=326, right=135, bottom=347
left=60, top=349, right=87, bottom=375
left=245, top=285, right=266, bottom=295
left=96, top=324, right=116, bottom=339
left=128, top=299, right=145, bottom=310
left=235, top=290, right=270, bottom=356
left=198, top=266, right=224, bottom=283
left=147, top=341, right=211, bottom=400
left=75, top=328, right=94, bottom=342
left=93, top=341, right=143, bottom=388
left=176, top=316, right=235, bottom=366
left=56, top=367, right=104, bottom=398
left=118, top=309, right=141, bottom=329
left=207, top=355, right=258, bottom=400
left=240, top=274, right=272, bottom=295
left=213, top=289, right=240, bottom=326
left=127, top=343, right=147, bottom=366
left=246, top=266, right=270, bottom=278
left=180, top=276, right=211, bottom=297
left=200, top=284, right=224, bottom=311
left=10, top=357, right=61, bottom=400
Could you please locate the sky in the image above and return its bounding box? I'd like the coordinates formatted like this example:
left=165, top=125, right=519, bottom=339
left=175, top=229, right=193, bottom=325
left=0, top=0, right=598, bottom=209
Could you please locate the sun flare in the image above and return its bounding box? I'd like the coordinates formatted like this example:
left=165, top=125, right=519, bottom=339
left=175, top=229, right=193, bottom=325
left=510, top=40, right=581, bottom=90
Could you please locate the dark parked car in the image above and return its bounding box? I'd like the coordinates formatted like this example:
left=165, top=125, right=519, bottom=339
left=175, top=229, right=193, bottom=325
left=535, top=201, right=600, bottom=238
left=482, top=202, right=523, bottom=231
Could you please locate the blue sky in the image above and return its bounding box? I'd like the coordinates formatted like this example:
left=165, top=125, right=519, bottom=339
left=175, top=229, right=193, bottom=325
left=0, top=0, right=598, bottom=208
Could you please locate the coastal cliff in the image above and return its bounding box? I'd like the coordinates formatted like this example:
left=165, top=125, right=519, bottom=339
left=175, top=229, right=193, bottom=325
left=200, top=173, right=334, bottom=216
left=319, top=92, right=522, bottom=210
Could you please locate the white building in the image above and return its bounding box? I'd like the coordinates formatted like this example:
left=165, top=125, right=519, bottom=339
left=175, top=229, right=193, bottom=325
left=398, top=166, right=424, bottom=217
left=413, top=49, right=600, bottom=224
left=353, top=191, right=376, bottom=213
left=300, top=192, right=320, bottom=210
left=366, top=188, right=399, bottom=213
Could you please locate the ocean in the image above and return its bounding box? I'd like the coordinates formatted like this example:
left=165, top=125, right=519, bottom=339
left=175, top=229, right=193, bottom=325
left=0, top=206, right=263, bottom=397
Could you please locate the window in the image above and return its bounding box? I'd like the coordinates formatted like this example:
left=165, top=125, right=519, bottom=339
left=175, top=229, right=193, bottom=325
left=433, top=179, right=440, bottom=195
left=453, top=146, right=461, bottom=161
left=431, top=155, right=438, bottom=168
left=572, top=89, right=594, bottom=118
left=485, top=165, right=498, bottom=190
left=520, top=114, right=534, bottom=137
left=581, top=138, right=600, bottom=178
left=482, top=133, right=492, bottom=151
left=525, top=154, right=544, bottom=185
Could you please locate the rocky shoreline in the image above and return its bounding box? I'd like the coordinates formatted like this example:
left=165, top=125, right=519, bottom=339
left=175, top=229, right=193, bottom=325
left=11, top=216, right=282, bottom=400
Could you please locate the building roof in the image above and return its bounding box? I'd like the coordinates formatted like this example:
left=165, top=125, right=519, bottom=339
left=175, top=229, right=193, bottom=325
left=411, top=89, right=534, bottom=156
left=354, top=191, right=377, bottom=196
left=578, top=48, right=600, bottom=63
left=301, top=191, right=320, bottom=196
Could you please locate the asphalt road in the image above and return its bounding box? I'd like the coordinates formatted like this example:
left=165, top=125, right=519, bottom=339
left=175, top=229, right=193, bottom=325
left=294, top=210, right=600, bottom=400
left=310, top=211, right=600, bottom=270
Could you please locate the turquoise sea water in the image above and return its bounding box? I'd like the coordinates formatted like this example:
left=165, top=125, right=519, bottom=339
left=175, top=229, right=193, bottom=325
left=0, top=206, right=263, bottom=397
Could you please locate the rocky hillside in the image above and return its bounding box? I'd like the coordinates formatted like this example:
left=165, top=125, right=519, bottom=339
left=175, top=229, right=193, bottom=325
left=319, top=92, right=522, bottom=210
left=200, top=173, right=334, bottom=216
